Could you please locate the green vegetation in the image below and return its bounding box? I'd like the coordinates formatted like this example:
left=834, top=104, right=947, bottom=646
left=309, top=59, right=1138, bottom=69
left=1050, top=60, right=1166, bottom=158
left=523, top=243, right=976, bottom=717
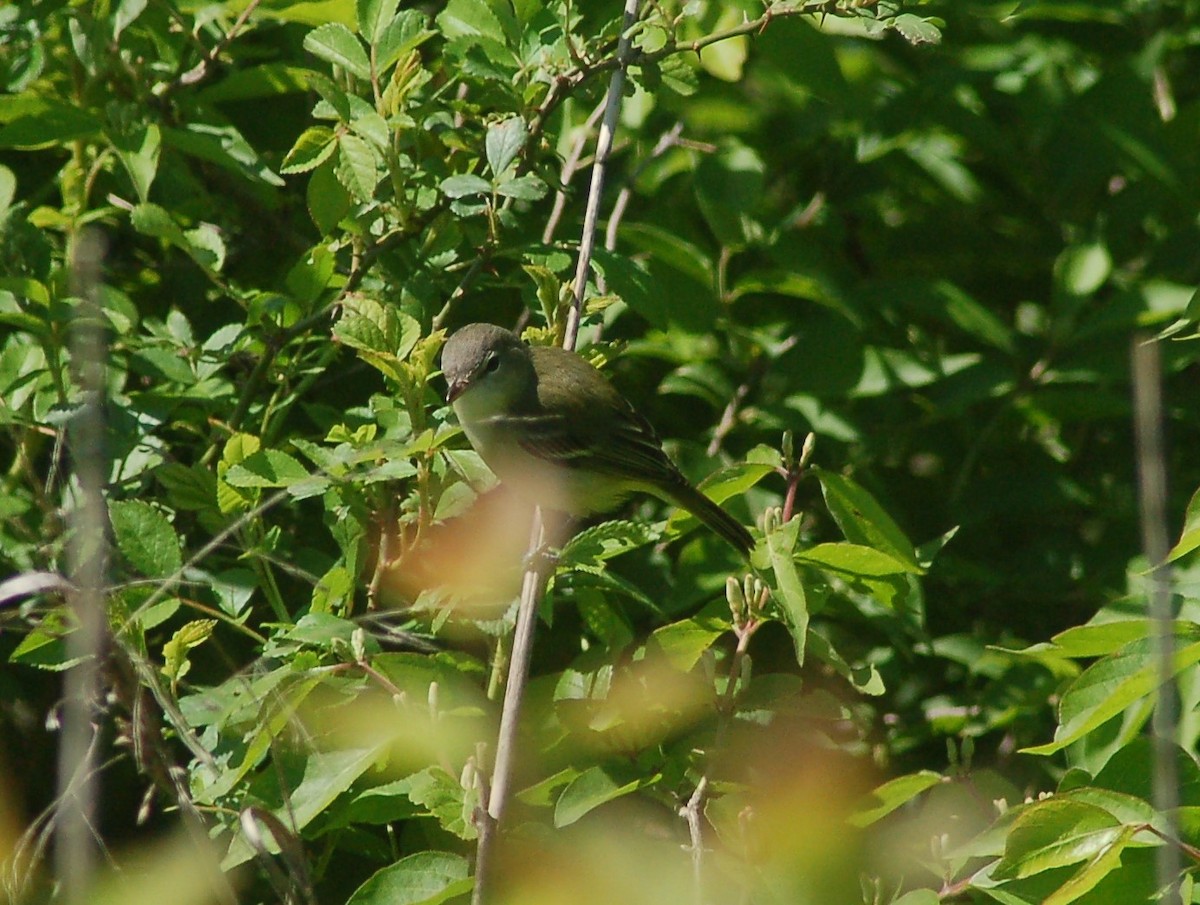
left=2, top=1, right=1200, bottom=902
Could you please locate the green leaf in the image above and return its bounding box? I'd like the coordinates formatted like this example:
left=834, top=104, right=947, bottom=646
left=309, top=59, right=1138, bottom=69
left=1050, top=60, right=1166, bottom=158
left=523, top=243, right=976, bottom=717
left=357, top=0, right=399, bottom=44
left=1046, top=620, right=1152, bottom=659
left=554, top=765, right=650, bottom=828
left=766, top=516, right=808, bottom=666
left=391, top=766, right=477, bottom=840
left=111, top=0, right=148, bottom=37
left=376, top=11, right=436, bottom=72
left=494, top=173, right=546, bottom=201
left=336, top=131, right=381, bottom=201
left=591, top=250, right=660, bottom=326
left=485, top=116, right=525, bottom=177
left=697, top=6, right=747, bottom=81
left=0, top=165, right=15, bottom=220
left=333, top=297, right=421, bottom=380
left=224, top=746, right=384, bottom=868
left=561, top=520, right=656, bottom=567
left=1056, top=242, right=1111, bottom=298
left=9, top=610, right=90, bottom=671
left=345, top=851, right=471, bottom=905
left=162, top=619, right=217, bottom=688
left=890, top=14, right=942, bottom=46
left=161, top=122, right=284, bottom=187
left=1023, top=632, right=1200, bottom=755
left=798, top=542, right=919, bottom=577
left=1042, top=823, right=1138, bottom=905
left=437, top=0, right=508, bottom=46
left=350, top=112, right=390, bottom=150
left=109, top=123, right=161, bottom=202
left=131, top=203, right=225, bottom=274
left=0, top=100, right=101, bottom=149
left=849, top=771, right=943, bottom=827
left=1168, top=484, right=1200, bottom=562
left=195, top=63, right=312, bottom=104
left=992, top=798, right=1125, bottom=880
left=304, top=23, right=372, bottom=80
left=222, top=449, right=310, bottom=488
left=308, top=160, right=350, bottom=235
left=281, top=126, right=337, bottom=174
left=813, top=468, right=922, bottom=573
left=651, top=611, right=730, bottom=672
left=695, top=140, right=764, bottom=248
left=439, top=174, right=491, bottom=198
left=109, top=499, right=182, bottom=578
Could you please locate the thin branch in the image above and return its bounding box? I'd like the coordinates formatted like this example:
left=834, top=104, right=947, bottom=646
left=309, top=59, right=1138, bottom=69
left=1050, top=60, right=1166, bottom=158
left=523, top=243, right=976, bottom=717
left=56, top=228, right=109, bottom=905
left=542, top=101, right=607, bottom=246
left=473, top=5, right=643, bottom=902
left=565, top=0, right=643, bottom=349
left=1132, top=336, right=1182, bottom=904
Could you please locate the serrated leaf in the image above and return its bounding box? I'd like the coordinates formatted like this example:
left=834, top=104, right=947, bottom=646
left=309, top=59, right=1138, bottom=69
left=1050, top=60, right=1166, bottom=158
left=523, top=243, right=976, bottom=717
left=890, top=14, right=942, bottom=46
left=304, top=23, right=372, bottom=80
left=357, top=0, right=399, bottom=45
left=162, top=618, right=217, bottom=688
left=485, top=116, right=525, bottom=177
left=493, top=172, right=546, bottom=201
left=391, top=767, right=476, bottom=840
left=282, top=126, right=337, bottom=174
left=336, top=131, right=381, bottom=201
left=439, top=173, right=491, bottom=199
left=109, top=499, right=182, bottom=578
left=350, top=112, right=390, bottom=150
left=560, top=520, right=655, bottom=567
left=222, top=449, right=309, bottom=488
left=376, top=10, right=435, bottom=73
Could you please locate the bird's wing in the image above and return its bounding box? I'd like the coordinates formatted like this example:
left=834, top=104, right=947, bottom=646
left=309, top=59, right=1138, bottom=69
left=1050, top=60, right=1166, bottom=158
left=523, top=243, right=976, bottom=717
left=517, top=346, right=681, bottom=484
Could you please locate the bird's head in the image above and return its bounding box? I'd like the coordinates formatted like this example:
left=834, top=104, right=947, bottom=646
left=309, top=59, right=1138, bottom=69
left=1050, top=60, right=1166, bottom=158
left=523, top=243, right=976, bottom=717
left=441, top=323, right=536, bottom=411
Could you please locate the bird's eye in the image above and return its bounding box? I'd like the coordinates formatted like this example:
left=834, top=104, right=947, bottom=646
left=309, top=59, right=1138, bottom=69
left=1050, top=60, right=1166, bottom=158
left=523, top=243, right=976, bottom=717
left=484, top=354, right=501, bottom=374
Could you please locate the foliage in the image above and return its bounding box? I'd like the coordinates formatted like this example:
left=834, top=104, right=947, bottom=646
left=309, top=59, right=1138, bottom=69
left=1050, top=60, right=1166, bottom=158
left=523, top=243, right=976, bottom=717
left=2, top=0, right=1200, bottom=903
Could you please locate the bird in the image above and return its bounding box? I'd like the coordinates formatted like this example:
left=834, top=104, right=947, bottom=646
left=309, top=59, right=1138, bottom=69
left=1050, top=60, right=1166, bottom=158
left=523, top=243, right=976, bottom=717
left=440, top=323, right=753, bottom=556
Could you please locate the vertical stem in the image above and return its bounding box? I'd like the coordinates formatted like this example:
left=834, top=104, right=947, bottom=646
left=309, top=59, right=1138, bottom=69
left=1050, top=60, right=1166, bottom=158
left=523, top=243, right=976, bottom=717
left=564, top=0, right=643, bottom=351
left=57, top=228, right=110, bottom=904
left=473, top=513, right=554, bottom=905
left=1131, top=336, right=1181, bottom=903
left=473, top=6, right=642, bottom=902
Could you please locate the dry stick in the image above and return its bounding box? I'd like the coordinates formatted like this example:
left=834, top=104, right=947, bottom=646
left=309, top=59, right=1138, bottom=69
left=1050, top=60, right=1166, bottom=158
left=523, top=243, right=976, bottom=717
left=564, top=0, right=642, bottom=351
left=542, top=101, right=607, bottom=245
left=1131, top=336, right=1182, bottom=903
left=472, top=4, right=644, bottom=903
left=57, top=228, right=109, bottom=904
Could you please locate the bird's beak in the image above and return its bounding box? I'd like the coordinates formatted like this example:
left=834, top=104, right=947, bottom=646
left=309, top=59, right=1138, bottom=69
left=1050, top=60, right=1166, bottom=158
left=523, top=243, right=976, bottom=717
left=446, top=379, right=466, bottom=403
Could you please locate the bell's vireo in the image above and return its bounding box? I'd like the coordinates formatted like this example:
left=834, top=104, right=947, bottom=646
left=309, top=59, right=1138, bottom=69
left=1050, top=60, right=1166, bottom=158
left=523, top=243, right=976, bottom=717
left=441, top=323, right=753, bottom=555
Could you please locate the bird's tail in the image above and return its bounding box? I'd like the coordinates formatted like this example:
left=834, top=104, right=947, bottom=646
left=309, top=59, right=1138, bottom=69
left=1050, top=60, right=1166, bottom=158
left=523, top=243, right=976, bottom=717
left=664, top=480, right=754, bottom=557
